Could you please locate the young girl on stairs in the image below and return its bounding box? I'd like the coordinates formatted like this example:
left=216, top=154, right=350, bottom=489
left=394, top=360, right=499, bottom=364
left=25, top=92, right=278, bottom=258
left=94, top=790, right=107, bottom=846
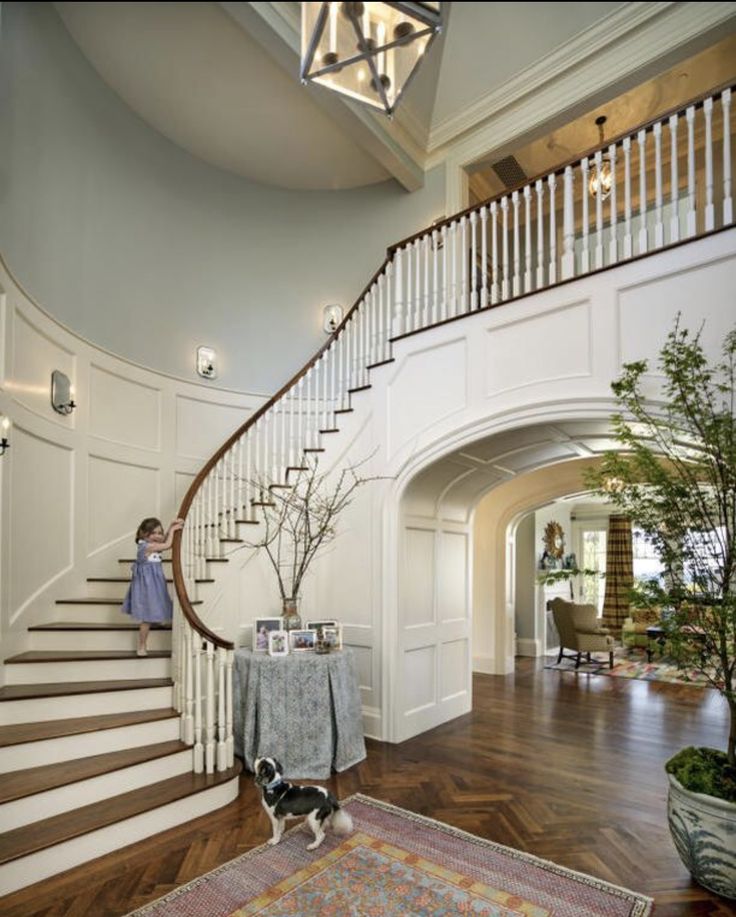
left=122, top=517, right=184, bottom=656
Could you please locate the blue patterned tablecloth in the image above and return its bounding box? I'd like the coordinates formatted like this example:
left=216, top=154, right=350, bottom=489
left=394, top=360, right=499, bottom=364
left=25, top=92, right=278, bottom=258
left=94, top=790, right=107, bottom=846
left=233, top=647, right=366, bottom=780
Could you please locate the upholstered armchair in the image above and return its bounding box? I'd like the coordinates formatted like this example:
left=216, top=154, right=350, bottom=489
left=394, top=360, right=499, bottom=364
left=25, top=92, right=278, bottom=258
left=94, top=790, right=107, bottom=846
left=549, top=597, right=615, bottom=668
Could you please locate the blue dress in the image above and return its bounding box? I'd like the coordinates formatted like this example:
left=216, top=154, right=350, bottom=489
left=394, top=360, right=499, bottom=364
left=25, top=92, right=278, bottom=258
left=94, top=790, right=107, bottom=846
left=122, top=540, right=173, bottom=624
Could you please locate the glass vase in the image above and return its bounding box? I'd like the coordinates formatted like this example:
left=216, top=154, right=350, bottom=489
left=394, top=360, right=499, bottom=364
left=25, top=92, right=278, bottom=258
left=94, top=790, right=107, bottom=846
left=282, top=597, right=302, bottom=632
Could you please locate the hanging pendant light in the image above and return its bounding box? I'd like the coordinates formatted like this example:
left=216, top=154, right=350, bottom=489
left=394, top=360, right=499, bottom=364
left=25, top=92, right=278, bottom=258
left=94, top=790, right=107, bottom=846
left=588, top=115, right=613, bottom=201
left=301, top=2, right=442, bottom=117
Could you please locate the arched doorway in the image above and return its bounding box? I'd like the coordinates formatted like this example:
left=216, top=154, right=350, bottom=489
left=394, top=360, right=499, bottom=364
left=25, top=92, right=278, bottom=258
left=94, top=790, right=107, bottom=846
left=391, top=418, right=615, bottom=743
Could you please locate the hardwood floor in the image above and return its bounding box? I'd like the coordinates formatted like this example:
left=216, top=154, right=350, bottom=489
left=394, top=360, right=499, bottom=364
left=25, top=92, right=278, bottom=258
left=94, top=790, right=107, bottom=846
left=0, top=658, right=732, bottom=916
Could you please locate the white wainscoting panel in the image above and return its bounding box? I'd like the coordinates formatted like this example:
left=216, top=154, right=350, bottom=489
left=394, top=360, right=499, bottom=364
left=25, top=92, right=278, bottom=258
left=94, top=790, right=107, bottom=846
left=485, top=300, right=591, bottom=396
left=387, top=337, right=466, bottom=458
left=440, top=638, right=468, bottom=701
left=11, top=310, right=75, bottom=423
left=403, top=644, right=435, bottom=715
left=438, top=530, right=468, bottom=622
left=87, top=455, right=159, bottom=555
left=176, top=395, right=254, bottom=461
left=9, top=427, right=73, bottom=617
left=89, top=365, right=161, bottom=451
left=403, top=527, right=435, bottom=628
left=349, top=644, right=372, bottom=691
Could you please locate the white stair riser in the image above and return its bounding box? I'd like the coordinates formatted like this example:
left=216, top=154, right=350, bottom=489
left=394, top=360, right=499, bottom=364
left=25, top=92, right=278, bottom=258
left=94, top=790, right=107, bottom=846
left=0, top=686, right=173, bottom=725
left=0, top=749, right=193, bottom=831
left=0, top=716, right=180, bottom=772
left=28, top=630, right=171, bottom=652
left=5, top=658, right=171, bottom=684
left=0, top=776, right=239, bottom=897
left=54, top=606, right=147, bottom=624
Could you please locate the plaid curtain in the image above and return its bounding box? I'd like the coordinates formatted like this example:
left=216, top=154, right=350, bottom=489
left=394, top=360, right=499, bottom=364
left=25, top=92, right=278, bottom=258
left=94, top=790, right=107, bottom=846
left=602, top=515, right=633, bottom=636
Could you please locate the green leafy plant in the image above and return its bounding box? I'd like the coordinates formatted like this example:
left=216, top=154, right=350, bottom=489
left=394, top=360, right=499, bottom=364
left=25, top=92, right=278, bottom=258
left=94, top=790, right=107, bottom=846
left=585, top=318, right=736, bottom=777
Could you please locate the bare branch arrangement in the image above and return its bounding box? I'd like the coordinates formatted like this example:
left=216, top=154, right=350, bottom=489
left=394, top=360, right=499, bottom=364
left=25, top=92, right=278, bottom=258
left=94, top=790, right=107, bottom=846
left=240, top=454, right=382, bottom=605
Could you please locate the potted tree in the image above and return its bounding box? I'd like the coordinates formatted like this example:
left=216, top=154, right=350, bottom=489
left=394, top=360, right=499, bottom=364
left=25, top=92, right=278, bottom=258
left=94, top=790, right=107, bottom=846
left=586, top=319, right=736, bottom=899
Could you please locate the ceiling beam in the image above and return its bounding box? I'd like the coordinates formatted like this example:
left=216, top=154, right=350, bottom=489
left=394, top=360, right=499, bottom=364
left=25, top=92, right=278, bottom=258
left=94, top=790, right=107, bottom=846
left=219, top=1, right=425, bottom=191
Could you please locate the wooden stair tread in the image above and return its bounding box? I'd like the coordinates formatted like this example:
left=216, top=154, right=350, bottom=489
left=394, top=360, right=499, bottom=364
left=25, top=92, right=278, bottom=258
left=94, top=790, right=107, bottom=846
left=120, top=558, right=171, bottom=563
left=56, top=598, right=202, bottom=605
left=0, top=679, right=172, bottom=701
left=28, top=622, right=171, bottom=632
left=348, top=384, right=372, bottom=393
left=5, top=650, right=171, bottom=663
left=0, top=740, right=188, bottom=804
left=88, top=577, right=213, bottom=584
left=0, top=760, right=242, bottom=865
left=0, top=708, right=178, bottom=748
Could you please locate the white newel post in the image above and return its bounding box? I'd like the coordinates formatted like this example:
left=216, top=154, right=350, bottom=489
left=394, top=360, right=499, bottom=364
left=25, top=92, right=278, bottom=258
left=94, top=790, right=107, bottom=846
left=226, top=648, right=234, bottom=767
left=561, top=165, right=574, bottom=280
left=217, top=646, right=227, bottom=771
left=205, top=640, right=215, bottom=774
left=193, top=637, right=204, bottom=772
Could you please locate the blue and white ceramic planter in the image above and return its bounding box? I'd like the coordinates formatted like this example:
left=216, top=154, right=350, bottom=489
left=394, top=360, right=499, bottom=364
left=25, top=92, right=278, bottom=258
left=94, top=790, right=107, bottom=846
left=667, top=772, right=736, bottom=900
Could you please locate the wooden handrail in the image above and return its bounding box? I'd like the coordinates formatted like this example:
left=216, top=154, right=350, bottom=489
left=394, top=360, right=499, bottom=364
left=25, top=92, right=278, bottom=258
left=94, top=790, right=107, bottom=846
left=172, top=256, right=391, bottom=648
left=387, top=79, right=736, bottom=255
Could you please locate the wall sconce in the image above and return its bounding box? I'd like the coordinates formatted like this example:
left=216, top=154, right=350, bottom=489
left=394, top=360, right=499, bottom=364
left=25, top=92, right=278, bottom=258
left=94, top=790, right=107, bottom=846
left=51, top=370, right=76, bottom=415
left=0, top=416, right=10, bottom=456
left=323, top=304, right=344, bottom=334
left=197, top=346, right=217, bottom=379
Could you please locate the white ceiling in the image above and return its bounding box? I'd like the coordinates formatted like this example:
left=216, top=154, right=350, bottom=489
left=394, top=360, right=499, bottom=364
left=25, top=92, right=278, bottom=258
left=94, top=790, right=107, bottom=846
left=53, top=1, right=637, bottom=191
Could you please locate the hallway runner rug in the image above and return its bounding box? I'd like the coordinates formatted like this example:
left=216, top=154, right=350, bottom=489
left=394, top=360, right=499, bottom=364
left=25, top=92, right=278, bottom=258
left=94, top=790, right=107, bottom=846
left=127, top=794, right=652, bottom=916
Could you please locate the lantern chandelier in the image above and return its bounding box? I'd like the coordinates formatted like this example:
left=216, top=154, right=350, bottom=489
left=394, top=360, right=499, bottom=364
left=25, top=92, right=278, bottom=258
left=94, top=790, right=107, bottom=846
left=588, top=114, right=613, bottom=201
left=301, top=2, right=442, bottom=116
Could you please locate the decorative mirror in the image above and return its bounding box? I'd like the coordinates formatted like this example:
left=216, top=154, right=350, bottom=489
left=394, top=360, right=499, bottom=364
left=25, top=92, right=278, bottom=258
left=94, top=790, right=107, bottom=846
left=543, top=521, right=565, bottom=559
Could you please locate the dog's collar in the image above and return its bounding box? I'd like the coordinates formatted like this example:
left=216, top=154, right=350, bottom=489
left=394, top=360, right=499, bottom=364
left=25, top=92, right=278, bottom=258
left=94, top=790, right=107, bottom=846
left=264, top=777, right=285, bottom=791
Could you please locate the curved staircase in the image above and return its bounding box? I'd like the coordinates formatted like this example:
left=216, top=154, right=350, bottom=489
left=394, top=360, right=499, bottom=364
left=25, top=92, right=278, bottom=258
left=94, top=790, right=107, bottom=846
left=0, top=562, right=241, bottom=897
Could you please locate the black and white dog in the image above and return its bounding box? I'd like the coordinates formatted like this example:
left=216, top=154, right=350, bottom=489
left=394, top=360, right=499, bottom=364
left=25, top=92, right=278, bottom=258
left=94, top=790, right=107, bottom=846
left=254, top=757, right=353, bottom=850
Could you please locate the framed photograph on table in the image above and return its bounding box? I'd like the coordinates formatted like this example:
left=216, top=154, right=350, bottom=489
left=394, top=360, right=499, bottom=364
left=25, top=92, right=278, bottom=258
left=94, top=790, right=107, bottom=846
left=306, top=619, right=337, bottom=632
left=253, top=617, right=283, bottom=652
left=268, top=630, right=289, bottom=657
left=320, top=625, right=342, bottom=650
left=289, top=629, right=317, bottom=652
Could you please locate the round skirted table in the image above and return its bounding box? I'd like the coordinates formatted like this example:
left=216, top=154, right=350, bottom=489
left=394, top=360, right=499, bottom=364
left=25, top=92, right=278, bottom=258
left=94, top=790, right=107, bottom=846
left=232, top=647, right=366, bottom=780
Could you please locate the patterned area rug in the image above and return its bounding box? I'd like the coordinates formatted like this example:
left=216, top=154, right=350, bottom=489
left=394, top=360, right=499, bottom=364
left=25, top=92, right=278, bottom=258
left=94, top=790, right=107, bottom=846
left=127, top=795, right=652, bottom=916
left=544, top=647, right=710, bottom=685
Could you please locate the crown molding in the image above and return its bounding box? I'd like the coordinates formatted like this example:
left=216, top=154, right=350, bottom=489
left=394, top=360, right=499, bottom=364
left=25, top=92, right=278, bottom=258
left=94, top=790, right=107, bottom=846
left=429, top=1, right=736, bottom=159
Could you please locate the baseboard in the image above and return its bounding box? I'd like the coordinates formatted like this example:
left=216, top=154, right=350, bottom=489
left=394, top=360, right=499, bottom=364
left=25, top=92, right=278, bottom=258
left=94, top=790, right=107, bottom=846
left=516, top=638, right=542, bottom=657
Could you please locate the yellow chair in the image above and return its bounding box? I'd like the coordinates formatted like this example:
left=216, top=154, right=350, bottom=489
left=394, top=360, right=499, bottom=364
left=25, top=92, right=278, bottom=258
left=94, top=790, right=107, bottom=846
left=549, top=597, right=615, bottom=669
left=621, top=607, right=661, bottom=649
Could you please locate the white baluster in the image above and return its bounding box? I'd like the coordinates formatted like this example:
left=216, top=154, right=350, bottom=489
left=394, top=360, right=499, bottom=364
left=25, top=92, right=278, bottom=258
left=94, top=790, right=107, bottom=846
left=623, top=137, right=633, bottom=259
left=561, top=165, right=574, bottom=280
left=581, top=158, right=590, bottom=274
left=548, top=174, right=557, bottom=284
left=384, top=261, right=393, bottom=358
left=392, top=248, right=403, bottom=336
left=500, top=196, right=509, bottom=300
left=183, top=623, right=194, bottom=744
left=460, top=215, right=468, bottom=312
left=535, top=180, right=544, bottom=289
left=431, top=230, right=440, bottom=321
left=441, top=224, right=448, bottom=319
left=271, top=402, right=279, bottom=481
left=450, top=221, right=458, bottom=316
left=594, top=150, right=604, bottom=269
left=638, top=129, right=648, bottom=254
left=512, top=191, right=521, bottom=295
left=653, top=121, right=664, bottom=248
left=217, top=646, right=227, bottom=771
left=226, top=649, right=234, bottom=766
left=704, top=96, right=714, bottom=231
left=523, top=187, right=532, bottom=291
left=470, top=211, right=478, bottom=309
left=406, top=241, right=413, bottom=332
left=422, top=236, right=430, bottom=326
left=669, top=114, right=680, bottom=243
left=491, top=201, right=499, bottom=304
left=205, top=641, right=215, bottom=773
left=480, top=206, right=488, bottom=307
left=686, top=105, right=696, bottom=238
left=236, top=437, right=244, bottom=528
left=723, top=89, right=733, bottom=226
left=608, top=143, right=618, bottom=265
left=193, top=636, right=204, bottom=772
left=414, top=238, right=421, bottom=328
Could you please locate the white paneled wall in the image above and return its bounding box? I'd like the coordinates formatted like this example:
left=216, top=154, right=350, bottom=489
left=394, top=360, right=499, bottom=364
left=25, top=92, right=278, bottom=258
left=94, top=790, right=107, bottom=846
left=0, top=259, right=267, bottom=664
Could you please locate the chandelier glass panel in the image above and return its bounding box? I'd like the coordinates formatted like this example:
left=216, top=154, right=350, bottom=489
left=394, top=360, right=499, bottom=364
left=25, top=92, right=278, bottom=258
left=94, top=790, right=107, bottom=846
left=301, top=2, right=442, bottom=116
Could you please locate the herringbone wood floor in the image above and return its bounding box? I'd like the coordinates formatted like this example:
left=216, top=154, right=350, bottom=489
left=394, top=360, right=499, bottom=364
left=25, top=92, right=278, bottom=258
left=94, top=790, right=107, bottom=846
left=0, top=659, right=733, bottom=916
